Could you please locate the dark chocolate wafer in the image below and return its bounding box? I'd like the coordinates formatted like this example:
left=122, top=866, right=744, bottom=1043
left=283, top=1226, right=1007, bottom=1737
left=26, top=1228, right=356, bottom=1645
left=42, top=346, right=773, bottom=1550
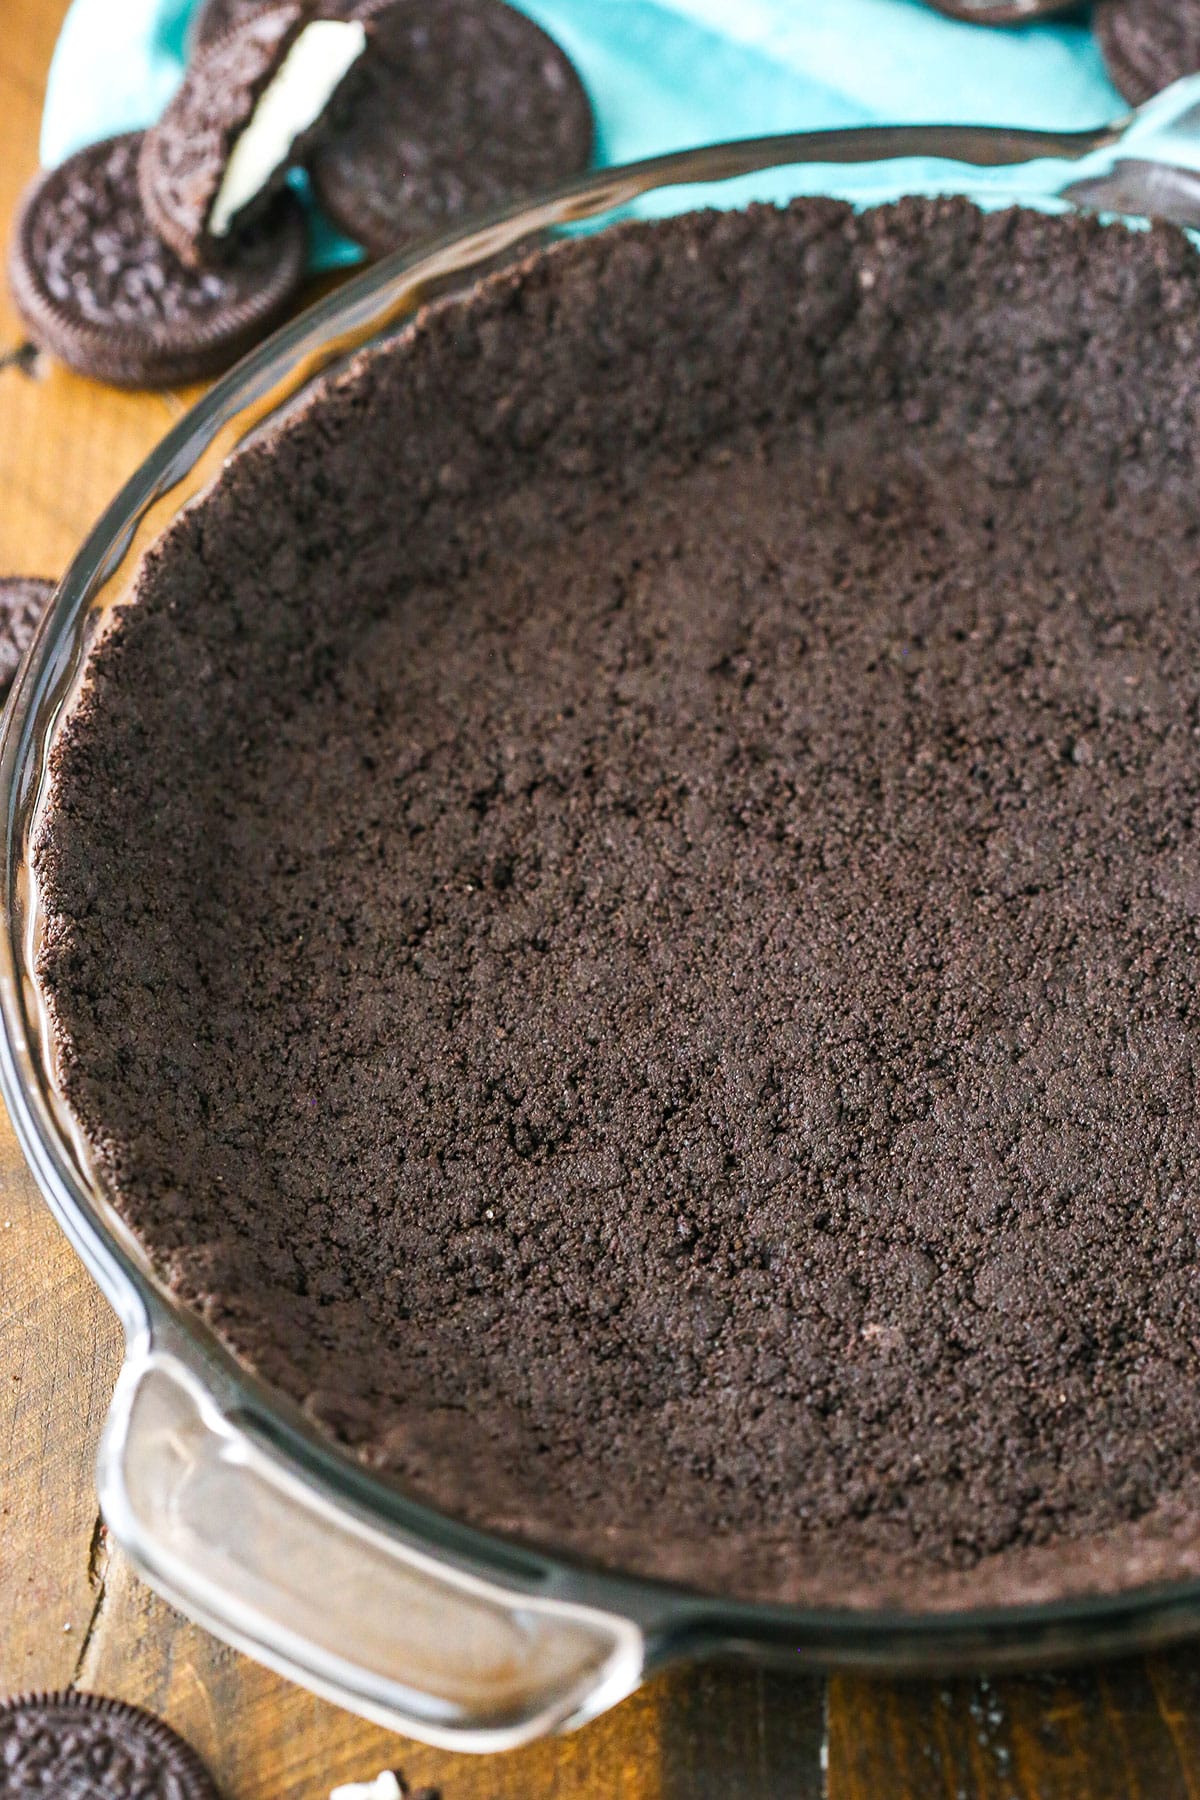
left=0, top=1692, right=221, bottom=1799
left=1095, top=0, right=1200, bottom=104
left=8, top=132, right=307, bottom=388
left=308, top=0, right=594, bottom=259
left=0, top=578, right=53, bottom=700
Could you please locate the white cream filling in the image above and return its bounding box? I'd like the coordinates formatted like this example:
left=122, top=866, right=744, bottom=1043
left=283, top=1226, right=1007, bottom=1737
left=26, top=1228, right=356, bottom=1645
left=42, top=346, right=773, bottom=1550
left=329, top=1774, right=403, bottom=1800
left=210, top=18, right=367, bottom=237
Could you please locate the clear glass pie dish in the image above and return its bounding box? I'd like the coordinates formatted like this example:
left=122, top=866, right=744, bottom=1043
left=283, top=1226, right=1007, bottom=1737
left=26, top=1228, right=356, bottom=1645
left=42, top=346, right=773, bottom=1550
left=9, top=104, right=1200, bottom=1753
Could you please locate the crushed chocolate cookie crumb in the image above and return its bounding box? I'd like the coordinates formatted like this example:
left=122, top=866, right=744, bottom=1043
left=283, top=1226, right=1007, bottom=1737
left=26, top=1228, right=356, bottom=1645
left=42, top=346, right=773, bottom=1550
left=35, top=197, right=1200, bottom=1609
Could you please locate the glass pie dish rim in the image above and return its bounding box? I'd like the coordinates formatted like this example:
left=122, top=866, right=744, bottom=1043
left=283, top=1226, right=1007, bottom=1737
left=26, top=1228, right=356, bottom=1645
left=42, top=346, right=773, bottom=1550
left=8, top=123, right=1200, bottom=1740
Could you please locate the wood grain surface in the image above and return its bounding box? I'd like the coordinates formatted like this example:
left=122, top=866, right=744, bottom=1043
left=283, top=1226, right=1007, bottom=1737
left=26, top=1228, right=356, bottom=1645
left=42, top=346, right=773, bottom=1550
left=5, top=1, right=1200, bottom=1794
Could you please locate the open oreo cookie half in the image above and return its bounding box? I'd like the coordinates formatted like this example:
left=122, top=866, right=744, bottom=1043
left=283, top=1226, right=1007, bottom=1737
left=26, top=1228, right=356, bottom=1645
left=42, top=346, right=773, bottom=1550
left=140, top=0, right=372, bottom=266
left=307, top=0, right=594, bottom=258
left=1095, top=0, right=1200, bottom=104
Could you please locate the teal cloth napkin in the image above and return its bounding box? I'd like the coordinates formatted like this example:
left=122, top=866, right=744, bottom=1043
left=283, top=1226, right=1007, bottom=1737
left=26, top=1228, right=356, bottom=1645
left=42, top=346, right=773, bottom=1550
left=40, top=0, right=1132, bottom=270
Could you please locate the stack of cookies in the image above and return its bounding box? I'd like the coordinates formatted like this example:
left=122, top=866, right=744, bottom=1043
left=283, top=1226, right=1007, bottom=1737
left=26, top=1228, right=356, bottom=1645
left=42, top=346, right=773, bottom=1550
left=8, top=0, right=594, bottom=388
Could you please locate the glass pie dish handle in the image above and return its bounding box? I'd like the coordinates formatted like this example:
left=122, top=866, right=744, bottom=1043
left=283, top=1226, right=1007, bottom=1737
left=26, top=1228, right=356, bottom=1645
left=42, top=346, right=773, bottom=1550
left=95, top=1339, right=646, bottom=1752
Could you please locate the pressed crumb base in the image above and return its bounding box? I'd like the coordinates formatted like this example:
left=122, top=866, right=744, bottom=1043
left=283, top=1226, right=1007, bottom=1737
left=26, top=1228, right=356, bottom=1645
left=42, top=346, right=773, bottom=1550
left=36, top=196, right=1200, bottom=1609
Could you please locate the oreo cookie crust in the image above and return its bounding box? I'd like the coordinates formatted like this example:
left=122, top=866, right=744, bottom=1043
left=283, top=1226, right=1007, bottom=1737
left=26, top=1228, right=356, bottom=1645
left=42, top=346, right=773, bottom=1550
left=9, top=134, right=308, bottom=388
left=0, top=579, right=53, bottom=700
left=141, top=2, right=369, bottom=267
left=37, top=197, right=1200, bottom=1611
left=0, top=1692, right=220, bottom=1799
left=1095, top=0, right=1200, bottom=104
left=308, top=0, right=594, bottom=258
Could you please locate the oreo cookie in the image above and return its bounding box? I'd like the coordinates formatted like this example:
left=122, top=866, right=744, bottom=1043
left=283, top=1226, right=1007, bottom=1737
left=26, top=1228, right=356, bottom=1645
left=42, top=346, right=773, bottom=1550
left=141, top=1, right=371, bottom=267
left=0, top=1692, right=220, bottom=1799
left=0, top=578, right=53, bottom=700
left=308, top=0, right=594, bottom=259
left=8, top=133, right=307, bottom=388
left=1095, top=0, right=1200, bottom=104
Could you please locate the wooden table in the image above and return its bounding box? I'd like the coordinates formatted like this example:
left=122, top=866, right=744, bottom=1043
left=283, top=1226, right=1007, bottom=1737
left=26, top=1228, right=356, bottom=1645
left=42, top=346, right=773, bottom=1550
left=7, top=4, right=1200, bottom=1794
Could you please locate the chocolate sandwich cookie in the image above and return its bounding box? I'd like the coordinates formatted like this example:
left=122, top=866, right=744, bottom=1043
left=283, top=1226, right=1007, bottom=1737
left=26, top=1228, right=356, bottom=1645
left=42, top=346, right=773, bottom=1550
left=142, top=1, right=371, bottom=267
left=0, top=1692, right=220, bottom=1799
left=1095, top=0, right=1200, bottom=104
left=308, top=0, right=594, bottom=259
left=9, top=133, right=307, bottom=388
left=0, top=578, right=53, bottom=700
